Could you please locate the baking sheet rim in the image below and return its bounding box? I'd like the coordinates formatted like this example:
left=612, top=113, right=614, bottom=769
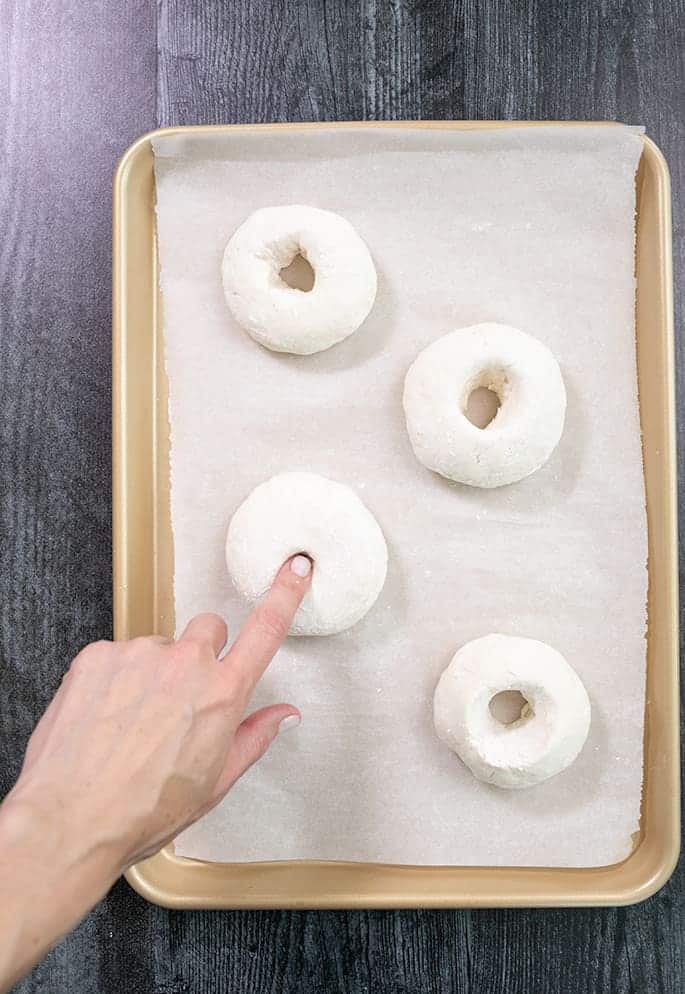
left=113, top=120, right=679, bottom=908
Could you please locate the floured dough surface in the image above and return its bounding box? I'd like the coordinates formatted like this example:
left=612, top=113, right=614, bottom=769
left=225, top=471, right=388, bottom=636
left=403, top=324, right=567, bottom=488
left=222, top=205, right=377, bottom=355
left=433, top=634, right=591, bottom=789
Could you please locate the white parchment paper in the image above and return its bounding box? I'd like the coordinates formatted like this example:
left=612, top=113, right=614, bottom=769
left=153, top=125, right=646, bottom=867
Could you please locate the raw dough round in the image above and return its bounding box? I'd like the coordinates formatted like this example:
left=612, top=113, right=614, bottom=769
left=225, top=471, right=388, bottom=636
left=402, top=323, right=567, bottom=488
left=433, top=634, right=591, bottom=789
left=222, top=205, right=377, bottom=355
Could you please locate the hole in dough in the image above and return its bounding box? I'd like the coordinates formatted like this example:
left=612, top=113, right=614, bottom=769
left=489, top=690, right=533, bottom=726
left=280, top=253, right=315, bottom=292
left=465, top=386, right=501, bottom=428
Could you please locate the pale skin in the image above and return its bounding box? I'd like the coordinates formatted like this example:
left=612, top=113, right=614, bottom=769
left=0, top=554, right=313, bottom=994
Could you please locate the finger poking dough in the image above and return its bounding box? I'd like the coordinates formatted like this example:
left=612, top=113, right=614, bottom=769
left=433, top=634, right=591, bottom=789
left=222, top=205, right=377, bottom=355
left=403, top=323, right=567, bottom=488
left=225, top=472, right=388, bottom=636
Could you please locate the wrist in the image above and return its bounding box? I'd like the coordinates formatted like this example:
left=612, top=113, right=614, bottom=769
left=0, top=782, right=125, bottom=893
left=0, top=787, right=125, bottom=994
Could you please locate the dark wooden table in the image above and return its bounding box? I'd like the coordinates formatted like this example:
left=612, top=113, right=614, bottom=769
left=1, top=2, right=682, bottom=991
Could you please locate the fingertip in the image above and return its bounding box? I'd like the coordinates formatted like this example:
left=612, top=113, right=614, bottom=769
left=276, top=553, right=313, bottom=589
left=278, top=711, right=301, bottom=733
left=289, top=554, right=313, bottom=578
left=214, top=704, right=301, bottom=796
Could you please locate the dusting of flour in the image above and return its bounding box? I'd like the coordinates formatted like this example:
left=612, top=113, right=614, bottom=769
left=154, top=125, right=646, bottom=867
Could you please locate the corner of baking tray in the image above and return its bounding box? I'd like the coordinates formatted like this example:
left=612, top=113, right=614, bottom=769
left=640, top=134, right=672, bottom=183
left=113, top=126, right=187, bottom=193
left=124, top=864, right=177, bottom=909
left=616, top=832, right=681, bottom=907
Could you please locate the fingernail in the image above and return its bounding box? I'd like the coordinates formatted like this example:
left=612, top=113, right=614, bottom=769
left=279, top=714, right=301, bottom=733
left=290, top=554, right=312, bottom=578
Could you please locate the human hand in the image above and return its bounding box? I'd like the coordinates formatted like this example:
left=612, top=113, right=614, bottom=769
left=0, top=553, right=312, bottom=992
left=3, top=554, right=312, bottom=876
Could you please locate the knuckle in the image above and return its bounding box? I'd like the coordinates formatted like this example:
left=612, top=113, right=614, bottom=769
left=216, top=666, right=239, bottom=694
left=128, top=635, right=162, bottom=652
left=166, top=642, right=192, bottom=668
left=89, top=639, right=112, bottom=655
left=255, top=603, right=290, bottom=643
left=176, top=638, right=212, bottom=666
left=251, top=731, right=273, bottom=759
left=201, top=611, right=226, bottom=630
left=71, top=640, right=111, bottom=672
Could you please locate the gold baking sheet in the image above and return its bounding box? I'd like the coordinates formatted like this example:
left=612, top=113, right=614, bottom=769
left=112, top=122, right=678, bottom=908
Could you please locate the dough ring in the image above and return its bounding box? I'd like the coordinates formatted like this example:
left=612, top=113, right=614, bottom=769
left=225, top=471, right=388, bottom=636
left=403, top=323, right=567, bottom=488
left=433, top=634, right=591, bottom=789
left=222, top=205, right=377, bottom=355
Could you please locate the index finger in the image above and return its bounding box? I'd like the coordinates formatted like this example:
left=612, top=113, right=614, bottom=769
left=225, top=554, right=312, bottom=695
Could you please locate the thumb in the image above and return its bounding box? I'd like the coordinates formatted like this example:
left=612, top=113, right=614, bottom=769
left=214, top=704, right=300, bottom=798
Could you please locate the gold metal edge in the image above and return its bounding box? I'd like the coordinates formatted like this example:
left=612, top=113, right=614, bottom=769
left=112, top=145, right=131, bottom=642
left=634, top=137, right=680, bottom=897
left=114, top=122, right=679, bottom=909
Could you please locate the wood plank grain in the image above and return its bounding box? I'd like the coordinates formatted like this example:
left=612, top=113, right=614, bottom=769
left=154, top=3, right=685, bottom=994
left=1, top=1, right=683, bottom=992
left=0, top=2, right=157, bottom=991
